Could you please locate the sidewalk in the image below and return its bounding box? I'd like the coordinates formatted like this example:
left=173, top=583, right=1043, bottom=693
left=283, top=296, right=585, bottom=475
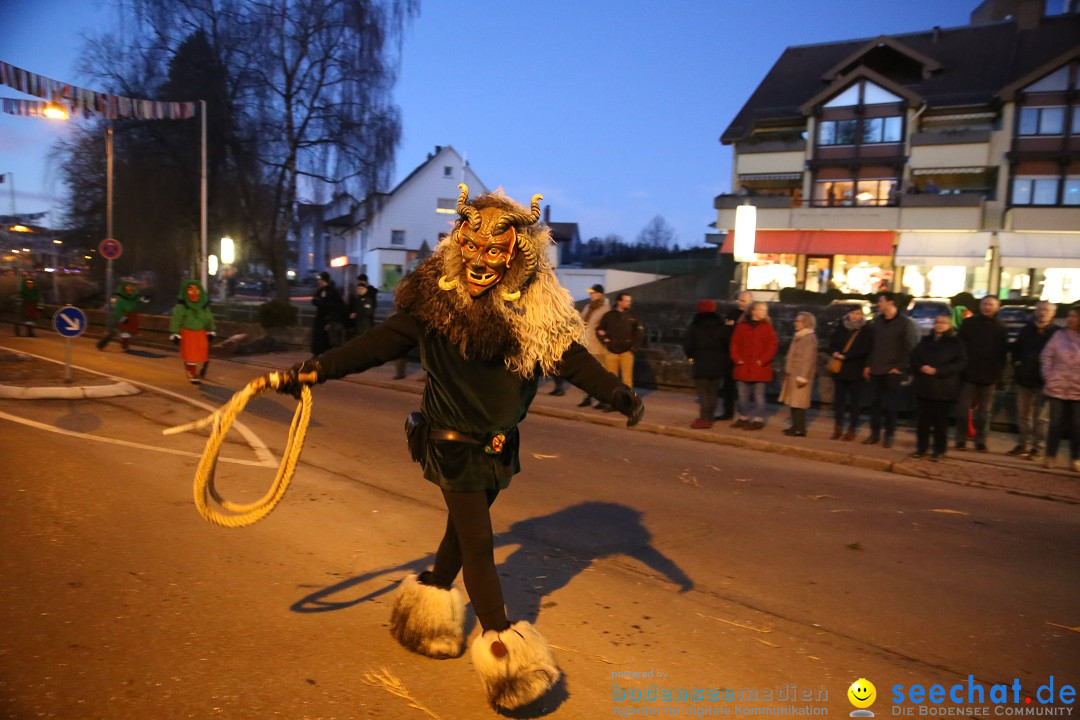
left=230, top=349, right=1080, bottom=505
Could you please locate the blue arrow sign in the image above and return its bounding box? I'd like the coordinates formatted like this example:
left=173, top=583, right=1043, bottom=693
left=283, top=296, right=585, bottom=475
left=53, top=306, right=88, bottom=338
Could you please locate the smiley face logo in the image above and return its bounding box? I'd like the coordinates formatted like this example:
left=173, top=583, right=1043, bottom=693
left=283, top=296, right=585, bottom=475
left=847, top=678, right=877, bottom=709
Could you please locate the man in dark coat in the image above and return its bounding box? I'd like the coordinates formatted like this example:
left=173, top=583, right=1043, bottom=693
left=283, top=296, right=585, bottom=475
left=955, top=296, right=1009, bottom=452
left=683, top=299, right=731, bottom=429
left=594, top=292, right=644, bottom=410
left=271, top=186, right=643, bottom=711
left=1008, top=300, right=1058, bottom=460
left=311, top=271, right=346, bottom=354
left=862, top=292, right=918, bottom=448
left=910, top=314, right=967, bottom=459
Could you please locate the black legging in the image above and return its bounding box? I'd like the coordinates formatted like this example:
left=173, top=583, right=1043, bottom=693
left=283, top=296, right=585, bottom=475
left=425, top=488, right=508, bottom=633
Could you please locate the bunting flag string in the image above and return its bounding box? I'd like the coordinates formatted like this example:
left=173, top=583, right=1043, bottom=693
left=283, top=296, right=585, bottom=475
left=0, top=60, right=196, bottom=121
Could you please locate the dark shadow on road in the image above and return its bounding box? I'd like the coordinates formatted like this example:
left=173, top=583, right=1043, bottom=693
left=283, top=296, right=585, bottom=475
left=54, top=400, right=103, bottom=433
left=122, top=349, right=169, bottom=359
left=291, top=502, right=692, bottom=625
left=497, top=502, right=693, bottom=624
left=198, top=383, right=324, bottom=427
left=290, top=556, right=432, bottom=614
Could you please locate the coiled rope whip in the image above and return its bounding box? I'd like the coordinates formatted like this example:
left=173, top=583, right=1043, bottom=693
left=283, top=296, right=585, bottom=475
left=162, top=371, right=318, bottom=528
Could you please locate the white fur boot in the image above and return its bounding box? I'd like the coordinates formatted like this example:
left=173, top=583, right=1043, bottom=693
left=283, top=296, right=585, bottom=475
left=389, top=573, right=465, bottom=659
left=470, top=620, right=560, bottom=710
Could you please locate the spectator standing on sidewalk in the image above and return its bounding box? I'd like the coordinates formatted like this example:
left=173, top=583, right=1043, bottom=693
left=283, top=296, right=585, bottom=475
left=863, top=292, right=918, bottom=448
left=778, top=311, right=817, bottom=437
left=730, top=301, right=778, bottom=430
left=719, top=290, right=754, bottom=420
left=683, top=299, right=730, bottom=429
left=595, top=292, right=643, bottom=410
left=954, top=296, right=1008, bottom=452
left=909, top=314, right=967, bottom=460
left=827, top=306, right=872, bottom=440
left=1039, top=306, right=1080, bottom=474
left=311, top=271, right=346, bottom=355
left=1008, top=301, right=1059, bottom=461
left=563, top=283, right=610, bottom=406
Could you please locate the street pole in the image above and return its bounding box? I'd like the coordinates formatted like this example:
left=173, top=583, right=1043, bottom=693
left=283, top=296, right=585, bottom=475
left=105, top=126, right=114, bottom=312
left=200, top=99, right=207, bottom=291
left=6, top=172, right=14, bottom=215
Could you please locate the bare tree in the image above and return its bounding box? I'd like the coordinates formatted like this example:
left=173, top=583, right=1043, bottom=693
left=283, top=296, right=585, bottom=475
left=636, top=215, right=676, bottom=250
left=82, top=0, right=416, bottom=300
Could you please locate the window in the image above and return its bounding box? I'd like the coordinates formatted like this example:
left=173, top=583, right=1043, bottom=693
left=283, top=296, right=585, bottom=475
left=1064, top=177, right=1080, bottom=206
left=854, top=179, right=898, bottom=206
left=436, top=197, right=456, bottom=214
left=824, top=85, right=861, bottom=108
left=814, top=180, right=853, bottom=206
left=818, top=119, right=857, bottom=145
left=1012, top=176, right=1058, bottom=205
left=862, top=116, right=903, bottom=143
left=862, top=84, right=902, bottom=105
left=1017, top=106, right=1067, bottom=136
left=391, top=229, right=405, bottom=245
left=1073, top=107, right=1080, bottom=134
left=1024, top=66, right=1069, bottom=93
left=443, top=166, right=453, bottom=177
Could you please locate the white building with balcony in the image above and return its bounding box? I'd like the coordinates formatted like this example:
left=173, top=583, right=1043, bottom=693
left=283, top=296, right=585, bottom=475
left=716, top=0, right=1080, bottom=302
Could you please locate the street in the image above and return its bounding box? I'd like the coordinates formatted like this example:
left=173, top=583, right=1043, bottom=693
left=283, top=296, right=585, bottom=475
left=1, top=334, right=1077, bottom=719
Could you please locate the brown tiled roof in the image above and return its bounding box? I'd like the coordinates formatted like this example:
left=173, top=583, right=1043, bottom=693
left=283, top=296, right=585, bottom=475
left=547, top=221, right=579, bottom=243
left=720, top=14, right=1080, bottom=143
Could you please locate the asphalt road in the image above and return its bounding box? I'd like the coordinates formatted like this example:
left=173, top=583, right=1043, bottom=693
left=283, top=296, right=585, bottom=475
left=1, top=335, right=1077, bottom=719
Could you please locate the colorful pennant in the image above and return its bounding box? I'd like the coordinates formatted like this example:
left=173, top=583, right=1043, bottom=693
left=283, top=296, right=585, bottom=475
left=0, top=60, right=196, bottom=121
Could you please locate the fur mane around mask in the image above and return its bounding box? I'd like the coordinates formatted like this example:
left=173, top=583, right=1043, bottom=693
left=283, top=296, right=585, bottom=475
left=395, top=192, right=585, bottom=378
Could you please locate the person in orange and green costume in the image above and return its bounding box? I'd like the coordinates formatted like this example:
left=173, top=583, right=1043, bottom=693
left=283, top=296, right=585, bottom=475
left=97, top=279, right=148, bottom=351
left=169, top=280, right=216, bottom=383
left=15, top=275, right=43, bottom=337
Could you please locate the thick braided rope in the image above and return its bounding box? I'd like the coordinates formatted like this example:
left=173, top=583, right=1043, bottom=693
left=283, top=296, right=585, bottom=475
left=165, top=372, right=315, bottom=528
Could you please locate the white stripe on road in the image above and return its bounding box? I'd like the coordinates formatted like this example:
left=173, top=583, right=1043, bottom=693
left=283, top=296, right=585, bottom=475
left=0, top=345, right=277, bottom=467
left=0, top=408, right=272, bottom=466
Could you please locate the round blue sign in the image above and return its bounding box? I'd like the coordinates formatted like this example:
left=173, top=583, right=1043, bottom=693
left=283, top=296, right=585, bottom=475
left=53, top=306, right=88, bottom=338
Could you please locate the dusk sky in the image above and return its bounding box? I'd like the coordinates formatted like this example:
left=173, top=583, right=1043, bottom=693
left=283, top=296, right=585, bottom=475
left=2, top=0, right=1005, bottom=247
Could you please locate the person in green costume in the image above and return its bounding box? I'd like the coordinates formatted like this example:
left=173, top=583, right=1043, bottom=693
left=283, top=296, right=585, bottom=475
left=268, top=184, right=643, bottom=711
left=14, top=275, right=43, bottom=337
left=97, top=278, right=148, bottom=351
left=169, top=280, right=216, bottom=383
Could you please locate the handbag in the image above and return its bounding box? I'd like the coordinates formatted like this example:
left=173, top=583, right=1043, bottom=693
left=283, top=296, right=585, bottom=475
left=404, top=411, right=428, bottom=463
left=828, top=328, right=860, bottom=375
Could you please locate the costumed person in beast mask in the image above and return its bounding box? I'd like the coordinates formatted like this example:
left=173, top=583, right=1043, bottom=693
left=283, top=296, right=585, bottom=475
left=169, top=280, right=216, bottom=383
left=97, top=278, right=149, bottom=351
left=269, top=185, right=644, bottom=711
left=15, top=275, right=43, bottom=336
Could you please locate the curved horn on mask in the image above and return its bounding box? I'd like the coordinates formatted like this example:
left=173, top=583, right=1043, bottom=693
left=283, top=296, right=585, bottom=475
left=456, top=183, right=482, bottom=231
left=491, top=193, right=543, bottom=235
left=438, top=275, right=460, bottom=291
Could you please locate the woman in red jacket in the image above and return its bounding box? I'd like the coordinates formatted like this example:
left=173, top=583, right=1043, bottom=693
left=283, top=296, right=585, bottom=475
left=730, top=301, right=778, bottom=430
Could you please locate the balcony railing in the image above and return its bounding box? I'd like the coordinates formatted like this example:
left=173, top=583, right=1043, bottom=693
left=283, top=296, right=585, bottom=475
left=910, top=129, right=992, bottom=146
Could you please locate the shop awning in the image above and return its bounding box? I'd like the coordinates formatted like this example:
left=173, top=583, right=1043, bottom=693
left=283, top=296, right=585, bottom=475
left=720, top=229, right=894, bottom=255
left=998, top=232, right=1080, bottom=268
left=894, top=232, right=991, bottom=266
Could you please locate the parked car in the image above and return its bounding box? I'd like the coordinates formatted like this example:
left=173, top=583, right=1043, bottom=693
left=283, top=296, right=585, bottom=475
left=997, top=304, right=1036, bottom=342
left=907, top=298, right=952, bottom=335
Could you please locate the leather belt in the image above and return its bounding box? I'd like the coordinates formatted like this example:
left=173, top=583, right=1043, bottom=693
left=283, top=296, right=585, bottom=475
left=428, top=428, right=481, bottom=445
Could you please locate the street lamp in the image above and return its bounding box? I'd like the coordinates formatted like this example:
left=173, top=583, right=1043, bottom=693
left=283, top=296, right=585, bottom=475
left=733, top=203, right=757, bottom=291
left=208, top=254, right=219, bottom=277
left=219, top=237, right=234, bottom=302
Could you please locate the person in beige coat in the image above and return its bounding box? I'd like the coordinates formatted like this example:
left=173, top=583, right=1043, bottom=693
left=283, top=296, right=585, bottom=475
left=779, top=312, right=818, bottom=436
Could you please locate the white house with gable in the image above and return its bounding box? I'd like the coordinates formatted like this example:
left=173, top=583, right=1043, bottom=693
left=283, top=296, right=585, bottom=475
left=348, top=145, right=488, bottom=292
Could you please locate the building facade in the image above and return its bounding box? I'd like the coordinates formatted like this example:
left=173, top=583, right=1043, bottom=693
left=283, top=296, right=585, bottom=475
left=716, top=0, right=1080, bottom=303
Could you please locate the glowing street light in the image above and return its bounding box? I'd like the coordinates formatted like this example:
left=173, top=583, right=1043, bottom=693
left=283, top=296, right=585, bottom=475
left=733, top=204, right=757, bottom=263
left=42, top=102, right=69, bottom=120
left=208, top=254, right=219, bottom=276
left=220, top=237, right=235, bottom=265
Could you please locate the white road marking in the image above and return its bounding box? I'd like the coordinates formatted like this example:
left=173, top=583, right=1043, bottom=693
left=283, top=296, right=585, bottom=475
left=0, top=345, right=277, bottom=467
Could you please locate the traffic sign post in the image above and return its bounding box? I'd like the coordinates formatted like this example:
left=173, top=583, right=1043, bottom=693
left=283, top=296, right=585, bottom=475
left=98, top=238, right=123, bottom=323
left=53, top=306, right=87, bottom=384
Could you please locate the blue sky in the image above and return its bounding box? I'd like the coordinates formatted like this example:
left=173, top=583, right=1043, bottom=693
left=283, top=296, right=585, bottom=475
left=2, top=0, right=996, bottom=246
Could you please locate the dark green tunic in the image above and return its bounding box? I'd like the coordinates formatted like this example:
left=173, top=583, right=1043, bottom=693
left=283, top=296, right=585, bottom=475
left=312, top=311, right=626, bottom=492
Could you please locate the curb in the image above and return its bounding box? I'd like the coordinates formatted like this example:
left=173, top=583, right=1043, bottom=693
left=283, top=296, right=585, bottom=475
left=0, top=381, right=140, bottom=400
